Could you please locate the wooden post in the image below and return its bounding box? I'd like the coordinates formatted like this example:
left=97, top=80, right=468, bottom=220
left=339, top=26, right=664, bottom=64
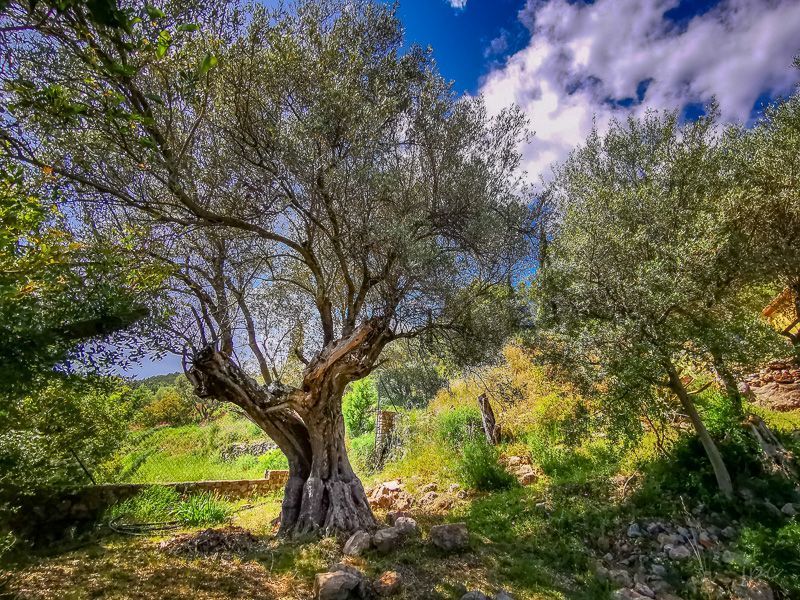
left=478, top=393, right=500, bottom=445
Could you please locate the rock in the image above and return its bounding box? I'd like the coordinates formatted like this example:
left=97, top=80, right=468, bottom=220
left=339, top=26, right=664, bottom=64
left=374, top=571, right=402, bottom=596
left=633, top=582, right=655, bottom=598
left=394, top=491, right=414, bottom=511
left=383, top=480, right=402, bottom=491
left=698, top=531, right=715, bottom=549
left=667, top=544, right=692, bottom=560
left=394, top=516, right=418, bottom=537
left=720, top=526, right=737, bottom=540
left=461, top=593, right=490, bottom=600
left=420, top=491, right=438, bottom=505
left=494, top=591, right=514, bottom=600
left=343, top=531, right=372, bottom=557
left=595, top=565, right=610, bottom=581
left=612, top=590, right=648, bottom=600
left=781, top=502, right=797, bottom=516
left=506, top=456, right=522, bottom=466
left=419, top=483, right=438, bottom=493
left=597, top=535, right=611, bottom=551
left=448, top=483, right=460, bottom=494
left=646, top=522, right=663, bottom=535
left=730, top=579, right=774, bottom=600
left=373, top=527, right=403, bottom=554
left=651, top=564, right=666, bottom=577
left=314, top=571, right=363, bottom=600
left=658, top=533, right=680, bottom=546
left=676, top=526, right=690, bottom=539
left=386, top=510, right=411, bottom=526
left=429, top=522, right=469, bottom=552
left=456, top=490, right=468, bottom=499
left=609, top=569, right=632, bottom=588
left=516, top=465, right=538, bottom=485
left=329, top=563, right=365, bottom=577
left=627, top=523, right=642, bottom=538
left=762, top=501, right=783, bottom=519
left=698, top=577, right=726, bottom=600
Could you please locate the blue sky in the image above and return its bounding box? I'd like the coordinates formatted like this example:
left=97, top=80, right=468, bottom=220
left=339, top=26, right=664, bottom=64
left=128, top=0, right=800, bottom=379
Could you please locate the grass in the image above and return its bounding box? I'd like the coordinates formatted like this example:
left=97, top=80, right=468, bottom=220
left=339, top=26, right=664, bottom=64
left=106, top=487, right=234, bottom=527
left=101, top=412, right=288, bottom=484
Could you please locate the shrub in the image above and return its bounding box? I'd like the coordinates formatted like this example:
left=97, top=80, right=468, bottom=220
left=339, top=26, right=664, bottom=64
left=139, top=386, right=195, bottom=427
left=342, top=377, right=378, bottom=437
left=436, top=406, right=483, bottom=448
left=456, top=439, right=517, bottom=491
left=738, top=522, right=800, bottom=595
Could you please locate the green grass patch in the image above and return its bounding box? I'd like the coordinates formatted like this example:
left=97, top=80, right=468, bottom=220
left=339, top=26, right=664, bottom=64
left=107, top=487, right=233, bottom=527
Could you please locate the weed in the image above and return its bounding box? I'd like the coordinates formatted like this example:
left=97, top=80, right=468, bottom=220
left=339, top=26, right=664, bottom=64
left=457, top=440, right=517, bottom=491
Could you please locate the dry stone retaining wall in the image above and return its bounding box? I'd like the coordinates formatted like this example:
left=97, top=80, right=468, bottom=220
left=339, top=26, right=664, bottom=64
left=11, top=471, right=289, bottom=544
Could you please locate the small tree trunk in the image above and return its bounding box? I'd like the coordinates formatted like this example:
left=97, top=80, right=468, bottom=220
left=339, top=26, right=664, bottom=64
left=666, top=362, right=734, bottom=498
left=477, top=393, right=500, bottom=445
left=746, top=413, right=798, bottom=480
left=710, top=351, right=743, bottom=416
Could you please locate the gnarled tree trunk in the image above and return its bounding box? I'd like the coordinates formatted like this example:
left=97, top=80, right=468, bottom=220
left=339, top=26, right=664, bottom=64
left=187, top=320, right=389, bottom=537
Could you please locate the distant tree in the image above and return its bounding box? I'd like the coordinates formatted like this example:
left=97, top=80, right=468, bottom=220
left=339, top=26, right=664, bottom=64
left=174, top=375, right=220, bottom=422
left=533, top=111, right=785, bottom=497
left=0, top=377, right=135, bottom=493
left=723, top=87, right=800, bottom=346
left=375, top=345, right=446, bottom=409
left=1, top=0, right=532, bottom=535
left=342, top=377, right=378, bottom=437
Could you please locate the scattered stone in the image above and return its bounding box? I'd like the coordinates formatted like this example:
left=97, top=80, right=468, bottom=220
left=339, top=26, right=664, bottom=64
left=609, top=569, right=632, bottom=588
left=667, top=544, right=692, bottom=561
left=456, top=490, right=468, bottom=499
left=429, top=522, right=470, bottom=552
left=314, top=571, right=363, bottom=600
left=651, top=564, right=667, bottom=577
left=329, top=563, right=365, bottom=577
left=698, top=577, right=726, bottom=600
left=494, top=591, right=515, bottom=600
left=220, top=440, right=278, bottom=461
left=373, top=527, right=403, bottom=554
left=595, top=565, right=610, bottom=581
left=781, top=502, right=797, bottom=516
left=419, top=483, right=438, bottom=493
left=420, top=491, right=439, bottom=505
left=627, top=523, right=642, bottom=538
left=393, top=516, right=418, bottom=537
left=448, top=483, right=460, bottom=494
left=730, top=578, right=774, bottom=600
left=612, top=590, right=648, bottom=600
left=343, top=530, right=372, bottom=557
left=720, top=526, right=737, bottom=540
left=633, top=582, right=655, bottom=598
left=698, top=531, right=715, bottom=549
left=386, top=510, right=411, bottom=526
left=373, top=571, right=402, bottom=596
left=596, top=535, right=611, bottom=551
left=461, top=592, right=490, bottom=600
left=646, top=522, right=663, bottom=535
left=506, top=456, right=522, bottom=467
left=763, top=501, right=783, bottom=519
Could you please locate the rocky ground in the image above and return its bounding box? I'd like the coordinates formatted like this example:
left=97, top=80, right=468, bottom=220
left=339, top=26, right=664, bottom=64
left=744, top=359, right=800, bottom=412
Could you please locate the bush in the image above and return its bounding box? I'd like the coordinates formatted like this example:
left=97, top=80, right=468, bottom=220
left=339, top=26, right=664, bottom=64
left=456, top=440, right=517, bottom=491
left=738, top=521, right=800, bottom=595
left=342, top=377, right=378, bottom=437
left=139, top=386, right=195, bottom=427
left=436, top=406, right=483, bottom=448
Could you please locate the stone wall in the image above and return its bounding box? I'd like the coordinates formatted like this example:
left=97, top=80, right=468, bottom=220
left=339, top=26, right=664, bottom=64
left=10, top=470, right=289, bottom=544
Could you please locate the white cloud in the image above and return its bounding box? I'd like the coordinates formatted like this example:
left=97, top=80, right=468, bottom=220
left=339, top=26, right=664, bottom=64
left=446, top=0, right=468, bottom=9
left=479, top=0, right=800, bottom=182
left=484, top=29, right=510, bottom=58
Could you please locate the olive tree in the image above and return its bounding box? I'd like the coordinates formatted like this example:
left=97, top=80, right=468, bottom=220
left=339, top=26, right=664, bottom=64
left=1, top=0, right=531, bottom=535
left=534, top=111, right=785, bottom=497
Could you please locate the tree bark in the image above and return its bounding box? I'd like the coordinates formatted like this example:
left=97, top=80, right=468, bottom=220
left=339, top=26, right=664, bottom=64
left=711, top=352, right=743, bottom=416
left=666, top=362, right=734, bottom=498
left=187, top=320, right=389, bottom=538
